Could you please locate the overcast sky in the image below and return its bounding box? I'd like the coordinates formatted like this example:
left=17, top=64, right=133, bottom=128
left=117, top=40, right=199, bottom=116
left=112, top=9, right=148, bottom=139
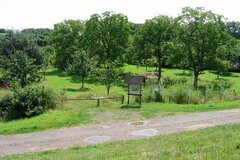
left=0, top=0, right=240, bottom=29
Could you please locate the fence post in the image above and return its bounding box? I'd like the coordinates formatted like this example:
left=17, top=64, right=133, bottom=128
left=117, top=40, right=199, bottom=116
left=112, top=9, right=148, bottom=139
left=234, top=89, right=237, bottom=100
left=121, top=95, right=124, bottom=104
left=188, top=96, right=191, bottom=104
left=97, top=99, right=100, bottom=107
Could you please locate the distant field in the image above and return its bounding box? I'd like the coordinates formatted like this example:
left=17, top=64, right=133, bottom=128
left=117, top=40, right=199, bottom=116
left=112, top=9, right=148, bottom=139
left=1, top=65, right=240, bottom=135
left=4, top=124, right=240, bottom=160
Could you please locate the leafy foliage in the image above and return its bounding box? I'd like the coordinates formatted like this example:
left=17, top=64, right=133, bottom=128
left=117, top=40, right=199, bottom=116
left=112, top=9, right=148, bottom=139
left=0, top=30, right=44, bottom=65
left=0, top=51, right=42, bottom=88
left=90, top=61, right=123, bottom=95
left=67, top=51, right=95, bottom=88
left=84, top=12, right=130, bottom=64
left=134, top=15, right=174, bottom=82
left=48, top=20, right=85, bottom=70
left=177, top=7, right=229, bottom=89
left=226, top=21, right=240, bottom=39
left=0, top=86, right=59, bottom=120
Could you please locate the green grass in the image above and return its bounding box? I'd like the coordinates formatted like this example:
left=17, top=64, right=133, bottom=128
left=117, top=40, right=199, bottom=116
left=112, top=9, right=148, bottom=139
left=0, top=109, right=91, bottom=135
left=1, top=99, right=240, bottom=135
left=140, top=100, right=240, bottom=118
left=42, top=68, right=125, bottom=98
left=1, top=65, right=240, bottom=135
left=4, top=124, right=240, bottom=160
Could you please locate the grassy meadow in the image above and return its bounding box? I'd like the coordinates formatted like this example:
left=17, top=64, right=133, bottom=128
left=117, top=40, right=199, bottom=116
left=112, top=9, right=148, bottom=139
left=3, top=124, right=240, bottom=160
left=1, top=65, right=240, bottom=135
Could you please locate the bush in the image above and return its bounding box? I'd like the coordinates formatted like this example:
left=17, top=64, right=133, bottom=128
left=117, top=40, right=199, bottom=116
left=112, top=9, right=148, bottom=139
left=168, top=85, right=189, bottom=104
left=0, top=86, right=59, bottom=120
left=210, top=79, right=233, bottom=91
left=143, top=80, right=165, bottom=102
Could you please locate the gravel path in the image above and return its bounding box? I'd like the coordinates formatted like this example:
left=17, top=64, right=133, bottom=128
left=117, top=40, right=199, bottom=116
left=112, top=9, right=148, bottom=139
left=1, top=108, right=240, bottom=157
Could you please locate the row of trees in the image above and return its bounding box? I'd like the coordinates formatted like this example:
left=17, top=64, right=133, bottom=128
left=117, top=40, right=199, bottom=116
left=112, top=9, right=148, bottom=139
left=48, top=7, right=240, bottom=90
left=1, top=7, right=240, bottom=92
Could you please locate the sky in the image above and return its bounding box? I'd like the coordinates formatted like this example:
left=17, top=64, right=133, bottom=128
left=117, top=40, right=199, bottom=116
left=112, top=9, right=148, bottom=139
left=0, top=0, right=240, bottom=29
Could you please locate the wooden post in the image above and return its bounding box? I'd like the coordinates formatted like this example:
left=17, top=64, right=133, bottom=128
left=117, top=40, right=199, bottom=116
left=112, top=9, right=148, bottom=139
left=121, top=95, right=124, bottom=104
left=139, top=85, right=142, bottom=105
left=234, top=90, right=237, bottom=100
left=127, top=84, right=130, bottom=105
left=188, top=96, right=190, bottom=104
left=97, top=99, right=100, bottom=107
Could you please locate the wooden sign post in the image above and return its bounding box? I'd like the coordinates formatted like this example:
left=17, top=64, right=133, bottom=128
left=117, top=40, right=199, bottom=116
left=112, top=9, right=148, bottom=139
left=124, top=75, right=145, bottom=105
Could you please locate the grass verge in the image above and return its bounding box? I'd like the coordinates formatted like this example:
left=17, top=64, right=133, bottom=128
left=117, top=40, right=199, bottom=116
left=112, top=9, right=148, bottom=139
left=3, top=124, right=240, bottom=159
left=1, top=100, right=240, bottom=135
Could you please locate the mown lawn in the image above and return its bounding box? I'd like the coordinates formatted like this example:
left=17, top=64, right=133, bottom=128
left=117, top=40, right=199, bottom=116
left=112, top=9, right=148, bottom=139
left=4, top=124, right=240, bottom=160
left=1, top=65, right=240, bottom=135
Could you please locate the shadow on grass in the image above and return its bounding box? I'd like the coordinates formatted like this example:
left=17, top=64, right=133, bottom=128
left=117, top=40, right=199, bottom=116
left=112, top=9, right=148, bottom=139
left=65, top=88, right=90, bottom=92
left=43, top=69, right=66, bottom=77
left=175, top=72, right=193, bottom=77
left=121, top=105, right=141, bottom=109
left=67, top=76, right=94, bottom=85
left=209, top=71, right=239, bottom=78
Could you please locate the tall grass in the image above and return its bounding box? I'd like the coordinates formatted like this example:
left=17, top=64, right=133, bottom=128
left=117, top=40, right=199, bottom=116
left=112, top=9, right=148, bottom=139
left=142, top=77, right=239, bottom=104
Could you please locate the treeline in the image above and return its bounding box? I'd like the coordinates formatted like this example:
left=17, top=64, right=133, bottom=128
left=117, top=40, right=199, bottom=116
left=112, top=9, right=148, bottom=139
left=1, top=7, right=240, bottom=90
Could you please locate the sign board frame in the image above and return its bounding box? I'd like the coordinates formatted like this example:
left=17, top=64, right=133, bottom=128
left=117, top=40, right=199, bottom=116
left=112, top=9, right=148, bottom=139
left=125, top=75, right=145, bottom=105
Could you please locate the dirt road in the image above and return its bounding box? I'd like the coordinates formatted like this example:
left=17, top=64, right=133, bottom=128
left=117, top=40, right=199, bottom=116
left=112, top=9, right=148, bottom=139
left=1, top=108, right=240, bottom=157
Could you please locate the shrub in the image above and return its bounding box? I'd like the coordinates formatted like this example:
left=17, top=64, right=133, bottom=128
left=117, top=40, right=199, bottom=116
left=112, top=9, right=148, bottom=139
left=0, top=86, right=59, bottom=120
left=210, top=79, right=233, bottom=91
left=168, top=85, right=189, bottom=104
left=143, top=81, right=165, bottom=102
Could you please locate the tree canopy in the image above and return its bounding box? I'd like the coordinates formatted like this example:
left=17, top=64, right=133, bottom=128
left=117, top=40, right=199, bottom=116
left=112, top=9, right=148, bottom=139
left=134, top=15, right=174, bottom=82
left=84, top=12, right=130, bottom=64
left=48, top=20, right=85, bottom=70
left=177, top=7, right=229, bottom=89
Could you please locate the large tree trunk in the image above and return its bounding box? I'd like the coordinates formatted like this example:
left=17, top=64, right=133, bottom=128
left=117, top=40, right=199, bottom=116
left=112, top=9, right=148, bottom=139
left=193, top=70, right=199, bottom=90
left=107, top=88, right=110, bottom=96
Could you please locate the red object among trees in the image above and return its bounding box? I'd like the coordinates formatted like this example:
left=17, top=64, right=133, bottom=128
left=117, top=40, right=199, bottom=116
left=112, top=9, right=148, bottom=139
left=0, top=79, right=12, bottom=88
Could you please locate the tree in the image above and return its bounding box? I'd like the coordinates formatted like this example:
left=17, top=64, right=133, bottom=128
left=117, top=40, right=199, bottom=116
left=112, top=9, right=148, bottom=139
left=67, top=51, right=93, bottom=89
left=21, top=28, right=51, bottom=47
left=214, top=58, right=230, bottom=79
left=226, top=21, right=240, bottom=39
left=91, top=61, right=122, bottom=96
left=48, top=20, right=85, bottom=70
left=177, top=7, right=228, bottom=89
left=169, top=42, right=189, bottom=74
left=134, top=15, right=174, bottom=82
left=84, top=12, right=130, bottom=64
left=0, top=30, right=44, bottom=66
left=41, top=45, right=56, bottom=80
left=0, top=51, right=42, bottom=88
left=216, top=38, right=240, bottom=72
left=133, top=26, right=153, bottom=71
